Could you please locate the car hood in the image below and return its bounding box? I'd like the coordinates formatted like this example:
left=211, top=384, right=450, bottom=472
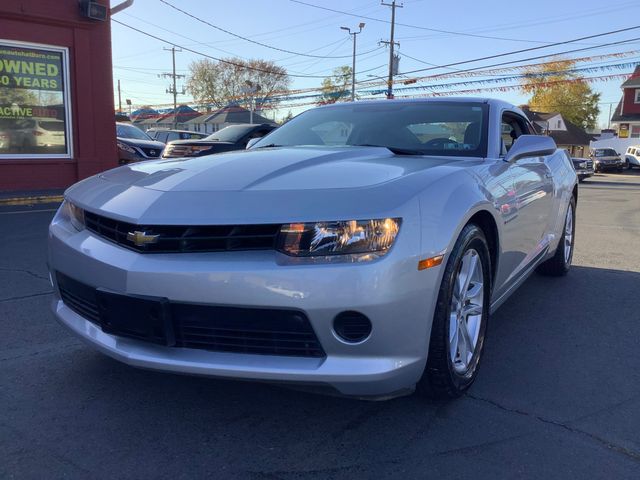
left=66, top=146, right=478, bottom=224
left=117, top=137, right=165, bottom=149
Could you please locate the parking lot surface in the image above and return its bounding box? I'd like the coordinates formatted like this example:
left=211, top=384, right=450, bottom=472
left=1, top=172, right=639, bottom=479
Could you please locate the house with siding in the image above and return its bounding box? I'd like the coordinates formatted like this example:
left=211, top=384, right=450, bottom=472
left=610, top=64, right=640, bottom=139
left=522, top=107, right=594, bottom=158
left=185, top=104, right=276, bottom=134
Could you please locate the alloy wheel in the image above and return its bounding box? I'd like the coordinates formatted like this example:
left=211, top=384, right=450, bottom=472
left=449, top=249, right=484, bottom=374
left=564, top=205, right=573, bottom=264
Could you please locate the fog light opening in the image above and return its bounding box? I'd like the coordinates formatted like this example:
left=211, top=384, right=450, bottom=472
left=333, top=311, right=372, bottom=344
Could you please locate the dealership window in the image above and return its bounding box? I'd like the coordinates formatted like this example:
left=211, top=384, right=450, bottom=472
left=0, top=40, right=72, bottom=158
left=631, top=125, right=640, bottom=138
left=636, top=89, right=640, bottom=103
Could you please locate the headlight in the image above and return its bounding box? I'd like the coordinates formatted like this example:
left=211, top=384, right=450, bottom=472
left=58, top=200, right=85, bottom=231
left=277, top=218, right=401, bottom=257
left=184, top=146, right=212, bottom=155
left=578, top=161, right=587, bottom=169
left=117, top=141, right=136, bottom=154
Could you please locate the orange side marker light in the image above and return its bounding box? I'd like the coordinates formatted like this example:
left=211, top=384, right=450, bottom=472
left=418, top=255, right=444, bottom=271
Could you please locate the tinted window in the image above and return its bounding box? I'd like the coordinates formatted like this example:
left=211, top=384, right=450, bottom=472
left=253, top=102, right=488, bottom=157
left=116, top=124, right=152, bottom=141
left=595, top=149, right=617, bottom=157
left=205, top=125, right=256, bottom=142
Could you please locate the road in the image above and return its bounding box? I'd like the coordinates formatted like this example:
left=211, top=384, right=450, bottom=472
left=1, top=172, right=639, bottom=479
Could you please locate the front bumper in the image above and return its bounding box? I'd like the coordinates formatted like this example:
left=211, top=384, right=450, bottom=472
left=48, top=216, right=435, bottom=397
left=593, top=160, right=623, bottom=171
left=575, top=168, right=594, bottom=180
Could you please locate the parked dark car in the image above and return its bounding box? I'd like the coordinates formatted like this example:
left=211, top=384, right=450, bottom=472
left=570, top=156, right=594, bottom=182
left=116, top=122, right=165, bottom=164
left=590, top=148, right=624, bottom=172
left=146, top=129, right=208, bottom=144
left=162, top=123, right=276, bottom=158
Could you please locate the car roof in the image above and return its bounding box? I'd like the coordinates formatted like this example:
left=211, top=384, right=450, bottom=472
left=312, top=97, right=525, bottom=117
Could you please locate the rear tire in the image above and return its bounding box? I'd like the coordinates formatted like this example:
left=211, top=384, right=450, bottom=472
left=537, top=197, right=576, bottom=277
left=417, top=224, right=491, bottom=399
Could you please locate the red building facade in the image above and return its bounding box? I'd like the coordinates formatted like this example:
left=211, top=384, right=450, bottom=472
left=0, top=0, right=117, bottom=191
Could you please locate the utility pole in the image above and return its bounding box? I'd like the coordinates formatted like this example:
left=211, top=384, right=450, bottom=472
left=608, top=103, right=612, bottom=129
left=241, top=81, right=261, bottom=124
left=117, top=79, right=122, bottom=113
left=340, top=23, right=365, bottom=101
left=160, top=46, right=185, bottom=128
left=381, top=1, right=402, bottom=99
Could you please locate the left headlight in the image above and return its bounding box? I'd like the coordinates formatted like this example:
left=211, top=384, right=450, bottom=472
left=277, top=218, right=401, bottom=257
left=58, top=200, right=85, bottom=231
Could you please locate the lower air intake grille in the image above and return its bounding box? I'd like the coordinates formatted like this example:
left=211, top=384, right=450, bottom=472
left=56, top=272, right=324, bottom=358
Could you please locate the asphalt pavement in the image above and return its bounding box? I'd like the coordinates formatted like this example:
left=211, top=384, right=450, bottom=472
left=1, top=172, right=639, bottom=479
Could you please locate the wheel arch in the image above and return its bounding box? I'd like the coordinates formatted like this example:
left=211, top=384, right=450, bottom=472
left=466, top=210, right=499, bottom=286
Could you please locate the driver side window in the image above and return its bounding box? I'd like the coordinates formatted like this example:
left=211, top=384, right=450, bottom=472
left=500, top=113, right=530, bottom=156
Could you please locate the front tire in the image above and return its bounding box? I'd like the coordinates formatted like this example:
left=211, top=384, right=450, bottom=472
left=417, top=224, right=491, bottom=399
left=537, top=196, right=576, bottom=276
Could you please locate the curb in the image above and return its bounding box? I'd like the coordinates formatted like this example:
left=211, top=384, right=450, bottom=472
left=0, top=195, right=64, bottom=206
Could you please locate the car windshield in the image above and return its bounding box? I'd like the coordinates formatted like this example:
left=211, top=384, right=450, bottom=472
left=595, top=149, right=617, bottom=157
left=116, top=124, right=152, bottom=141
left=38, top=121, right=65, bottom=132
left=205, top=125, right=254, bottom=142
left=252, top=101, right=488, bottom=157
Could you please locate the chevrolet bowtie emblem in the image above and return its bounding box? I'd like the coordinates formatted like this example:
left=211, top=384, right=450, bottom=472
left=127, top=230, right=160, bottom=246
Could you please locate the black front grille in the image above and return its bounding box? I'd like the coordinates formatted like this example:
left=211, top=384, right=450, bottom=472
left=140, top=147, right=161, bottom=157
left=57, top=274, right=100, bottom=324
left=56, top=273, right=325, bottom=358
left=586, top=159, right=593, bottom=169
left=84, top=211, right=281, bottom=254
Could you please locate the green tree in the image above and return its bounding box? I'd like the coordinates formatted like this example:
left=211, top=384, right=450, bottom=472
left=317, top=66, right=352, bottom=105
left=186, top=58, right=290, bottom=110
left=520, top=58, right=600, bottom=129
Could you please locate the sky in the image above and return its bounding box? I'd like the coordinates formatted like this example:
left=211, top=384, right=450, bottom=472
left=109, top=0, right=640, bottom=127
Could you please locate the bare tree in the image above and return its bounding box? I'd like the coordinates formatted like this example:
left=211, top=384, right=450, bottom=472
left=186, top=58, right=290, bottom=111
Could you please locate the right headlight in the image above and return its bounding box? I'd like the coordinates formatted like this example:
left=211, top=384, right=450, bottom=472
left=117, top=141, right=136, bottom=154
left=277, top=218, right=401, bottom=257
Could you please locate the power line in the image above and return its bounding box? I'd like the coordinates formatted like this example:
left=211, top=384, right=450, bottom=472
left=366, top=27, right=640, bottom=82
left=393, top=1, right=640, bottom=44
left=111, top=19, right=340, bottom=79
left=158, top=0, right=367, bottom=59
left=289, top=0, right=581, bottom=45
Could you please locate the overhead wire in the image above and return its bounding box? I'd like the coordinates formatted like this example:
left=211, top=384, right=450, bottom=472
left=158, top=0, right=370, bottom=59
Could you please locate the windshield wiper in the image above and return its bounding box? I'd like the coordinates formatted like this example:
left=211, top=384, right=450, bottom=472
left=351, top=144, right=425, bottom=156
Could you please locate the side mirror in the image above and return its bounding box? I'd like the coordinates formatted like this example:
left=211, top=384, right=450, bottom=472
left=504, top=135, right=557, bottom=163
left=246, top=137, right=261, bottom=150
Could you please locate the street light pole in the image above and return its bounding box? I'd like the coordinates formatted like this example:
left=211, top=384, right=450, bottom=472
left=340, top=23, right=365, bottom=102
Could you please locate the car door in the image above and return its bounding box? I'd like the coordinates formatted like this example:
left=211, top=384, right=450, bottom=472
left=502, top=112, right=555, bottom=276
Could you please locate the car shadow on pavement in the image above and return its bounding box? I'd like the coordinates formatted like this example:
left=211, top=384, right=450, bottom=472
left=5, top=265, right=639, bottom=478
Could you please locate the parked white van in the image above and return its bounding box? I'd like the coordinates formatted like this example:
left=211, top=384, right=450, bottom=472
left=625, top=146, right=640, bottom=169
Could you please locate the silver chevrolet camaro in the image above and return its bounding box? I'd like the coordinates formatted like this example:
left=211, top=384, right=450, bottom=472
left=49, top=98, right=577, bottom=399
